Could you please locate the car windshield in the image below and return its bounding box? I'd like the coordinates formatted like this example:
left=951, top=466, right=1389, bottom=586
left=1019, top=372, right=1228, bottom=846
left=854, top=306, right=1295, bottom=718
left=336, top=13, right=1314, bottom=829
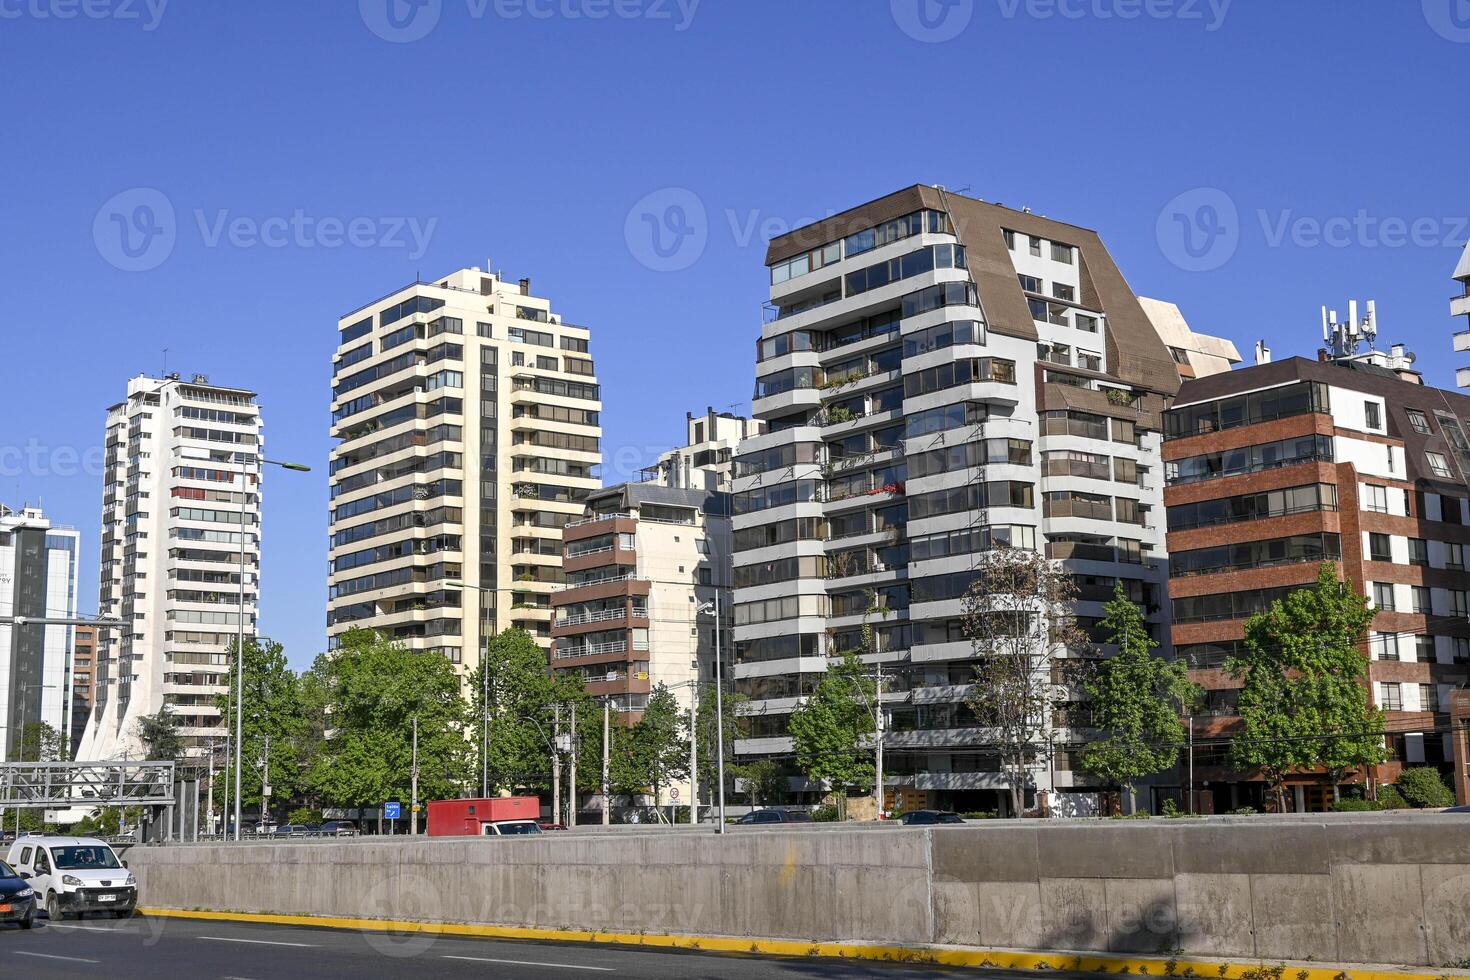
left=785, top=811, right=812, bottom=821
left=0, top=860, right=15, bottom=877
left=937, top=813, right=964, bottom=823
left=497, top=822, right=540, bottom=835
left=51, top=846, right=122, bottom=870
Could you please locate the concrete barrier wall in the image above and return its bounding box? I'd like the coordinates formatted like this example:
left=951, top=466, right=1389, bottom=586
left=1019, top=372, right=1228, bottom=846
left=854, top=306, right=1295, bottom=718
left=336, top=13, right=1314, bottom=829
left=123, top=816, right=1470, bottom=967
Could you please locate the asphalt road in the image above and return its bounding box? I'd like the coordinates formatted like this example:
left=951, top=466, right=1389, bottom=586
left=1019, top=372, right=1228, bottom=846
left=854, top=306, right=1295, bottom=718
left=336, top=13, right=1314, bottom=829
left=0, top=913, right=1028, bottom=979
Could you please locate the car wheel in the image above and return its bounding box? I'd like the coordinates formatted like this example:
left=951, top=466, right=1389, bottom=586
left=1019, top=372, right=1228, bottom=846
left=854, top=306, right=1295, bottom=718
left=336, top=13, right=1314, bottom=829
left=19, top=911, right=35, bottom=930
left=114, top=908, right=133, bottom=919
left=45, top=892, right=65, bottom=921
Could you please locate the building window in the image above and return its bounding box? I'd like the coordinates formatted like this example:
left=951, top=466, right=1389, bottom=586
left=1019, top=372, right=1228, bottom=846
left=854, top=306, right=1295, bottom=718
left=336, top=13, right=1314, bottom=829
left=1077, top=350, right=1102, bottom=372
left=1416, top=635, right=1435, bottom=662
left=1053, top=283, right=1076, bottom=303
left=1450, top=542, right=1467, bottom=571
left=1051, top=242, right=1074, bottom=264
left=1364, top=401, right=1381, bottom=430
left=1003, top=230, right=1015, bottom=251
left=1369, top=533, right=1392, bottom=562
left=1029, top=236, right=1043, bottom=257
left=1453, top=590, right=1470, bottom=618
left=1422, top=683, right=1440, bottom=714
left=1407, top=409, right=1431, bottom=434
left=1371, top=582, right=1395, bottom=610
left=1409, top=538, right=1429, bottom=566
left=1427, top=452, right=1453, bottom=478
left=1018, top=274, right=1042, bottom=293
left=1454, top=637, right=1470, bottom=664
left=1380, top=683, right=1403, bottom=711
left=1075, top=314, right=1099, bottom=333
left=1446, top=497, right=1466, bottom=525
left=1412, top=586, right=1431, bottom=614
left=1364, top=485, right=1390, bottom=513
left=1374, top=633, right=1399, bottom=660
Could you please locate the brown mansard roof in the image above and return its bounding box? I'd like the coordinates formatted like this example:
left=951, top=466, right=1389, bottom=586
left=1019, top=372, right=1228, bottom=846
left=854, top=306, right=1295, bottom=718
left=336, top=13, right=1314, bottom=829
left=764, top=185, right=1180, bottom=397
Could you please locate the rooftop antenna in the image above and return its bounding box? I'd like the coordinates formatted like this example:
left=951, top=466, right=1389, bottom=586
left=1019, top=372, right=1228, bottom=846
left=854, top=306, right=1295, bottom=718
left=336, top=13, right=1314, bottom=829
left=1323, top=299, right=1379, bottom=359
left=162, top=347, right=169, bottom=378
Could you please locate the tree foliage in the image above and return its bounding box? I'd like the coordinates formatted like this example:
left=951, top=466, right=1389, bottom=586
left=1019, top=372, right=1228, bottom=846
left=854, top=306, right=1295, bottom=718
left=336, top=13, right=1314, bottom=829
left=788, top=650, right=875, bottom=795
left=964, top=548, right=1084, bottom=816
left=214, top=638, right=307, bottom=815
left=1080, top=582, right=1198, bottom=807
left=134, top=708, right=184, bottom=764
left=693, top=681, right=746, bottom=805
left=1227, top=563, right=1384, bottom=810
left=1396, top=766, right=1455, bottom=808
left=307, top=629, right=472, bottom=807
left=469, top=627, right=579, bottom=794
left=619, top=684, right=688, bottom=806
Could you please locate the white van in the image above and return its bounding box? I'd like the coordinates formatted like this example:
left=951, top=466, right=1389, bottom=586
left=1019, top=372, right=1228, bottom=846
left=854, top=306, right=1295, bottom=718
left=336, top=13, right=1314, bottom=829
left=4, top=836, right=137, bottom=920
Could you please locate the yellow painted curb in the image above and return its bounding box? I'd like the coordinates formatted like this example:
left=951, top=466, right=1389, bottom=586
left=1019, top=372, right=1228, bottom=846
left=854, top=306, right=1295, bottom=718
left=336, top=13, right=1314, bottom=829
left=137, top=908, right=1459, bottom=980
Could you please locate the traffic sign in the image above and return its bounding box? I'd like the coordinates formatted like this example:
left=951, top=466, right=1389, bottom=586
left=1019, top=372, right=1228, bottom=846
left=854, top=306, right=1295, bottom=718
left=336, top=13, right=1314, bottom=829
left=384, top=801, right=401, bottom=820
left=669, top=787, right=679, bottom=800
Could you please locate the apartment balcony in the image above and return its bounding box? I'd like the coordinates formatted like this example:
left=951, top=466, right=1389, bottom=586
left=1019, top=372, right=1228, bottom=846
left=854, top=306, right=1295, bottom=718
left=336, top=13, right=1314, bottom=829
left=553, top=638, right=628, bottom=660
left=1453, top=294, right=1470, bottom=319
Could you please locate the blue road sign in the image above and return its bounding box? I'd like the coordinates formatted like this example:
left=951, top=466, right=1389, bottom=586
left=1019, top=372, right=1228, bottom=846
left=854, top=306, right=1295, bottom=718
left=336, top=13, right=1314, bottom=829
left=384, top=801, right=401, bottom=820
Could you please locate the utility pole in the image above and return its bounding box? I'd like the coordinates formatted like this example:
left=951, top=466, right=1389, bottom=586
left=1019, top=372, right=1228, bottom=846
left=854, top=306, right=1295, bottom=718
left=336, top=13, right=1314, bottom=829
left=689, top=688, right=698, bottom=824
left=1186, top=715, right=1195, bottom=815
left=568, top=704, right=578, bottom=828
left=874, top=661, right=885, bottom=819
left=601, top=698, right=610, bottom=826
left=713, top=588, right=727, bottom=833
left=261, top=729, right=272, bottom=828
left=552, top=704, right=562, bottom=827
left=481, top=652, right=491, bottom=798
left=206, top=737, right=216, bottom=836
left=410, top=713, right=420, bottom=836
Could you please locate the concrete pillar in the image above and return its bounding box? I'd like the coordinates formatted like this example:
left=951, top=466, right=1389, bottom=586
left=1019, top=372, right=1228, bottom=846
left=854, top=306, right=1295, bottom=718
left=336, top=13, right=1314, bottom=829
left=1293, top=784, right=1306, bottom=813
left=1452, top=692, right=1470, bottom=805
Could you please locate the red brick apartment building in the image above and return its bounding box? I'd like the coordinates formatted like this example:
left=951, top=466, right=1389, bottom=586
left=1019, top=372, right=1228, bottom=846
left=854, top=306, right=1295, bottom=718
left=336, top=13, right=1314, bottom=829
left=1165, top=354, right=1470, bottom=811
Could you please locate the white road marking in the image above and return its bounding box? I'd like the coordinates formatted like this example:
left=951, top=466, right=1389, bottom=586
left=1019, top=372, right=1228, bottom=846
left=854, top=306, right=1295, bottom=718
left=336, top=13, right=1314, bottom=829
left=443, top=954, right=614, bottom=972
left=46, top=923, right=125, bottom=932
left=16, top=950, right=102, bottom=964
left=198, top=936, right=318, bottom=948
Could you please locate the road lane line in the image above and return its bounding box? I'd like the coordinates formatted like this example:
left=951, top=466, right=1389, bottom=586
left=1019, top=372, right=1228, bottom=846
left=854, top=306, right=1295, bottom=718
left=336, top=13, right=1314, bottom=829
left=16, top=951, right=102, bottom=964
left=443, top=954, right=614, bottom=972
left=46, top=923, right=128, bottom=932
left=199, top=936, right=318, bottom=948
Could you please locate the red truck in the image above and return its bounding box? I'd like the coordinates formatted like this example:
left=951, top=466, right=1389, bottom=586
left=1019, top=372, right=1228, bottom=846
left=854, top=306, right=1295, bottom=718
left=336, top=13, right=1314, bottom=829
left=426, top=797, right=542, bottom=836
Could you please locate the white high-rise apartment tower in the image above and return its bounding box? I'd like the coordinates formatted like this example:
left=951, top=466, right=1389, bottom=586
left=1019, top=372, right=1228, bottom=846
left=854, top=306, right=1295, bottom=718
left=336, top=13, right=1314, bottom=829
left=0, top=505, right=79, bottom=762
left=78, top=374, right=263, bottom=761
left=731, top=186, right=1181, bottom=816
left=328, top=267, right=601, bottom=677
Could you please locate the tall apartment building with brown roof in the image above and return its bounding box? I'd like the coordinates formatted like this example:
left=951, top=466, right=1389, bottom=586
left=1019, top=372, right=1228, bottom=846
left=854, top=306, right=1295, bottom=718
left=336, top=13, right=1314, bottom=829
left=1165, top=354, right=1470, bottom=812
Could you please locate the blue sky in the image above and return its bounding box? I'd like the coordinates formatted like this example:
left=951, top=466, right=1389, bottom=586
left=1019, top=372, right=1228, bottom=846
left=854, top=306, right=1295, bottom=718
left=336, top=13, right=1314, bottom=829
left=1, top=0, right=1466, bottom=669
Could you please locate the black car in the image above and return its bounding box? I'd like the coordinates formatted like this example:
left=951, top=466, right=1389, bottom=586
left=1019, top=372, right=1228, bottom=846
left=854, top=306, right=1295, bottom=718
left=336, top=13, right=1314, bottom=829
left=735, top=809, right=814, bottom=825
left=0, top=860, right=37, bottom=929
left=898, top=810, right=966, bottom=826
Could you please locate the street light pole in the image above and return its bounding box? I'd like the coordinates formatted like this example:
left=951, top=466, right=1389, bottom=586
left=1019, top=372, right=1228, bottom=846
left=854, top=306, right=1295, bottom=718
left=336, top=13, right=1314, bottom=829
left=568, top=703, right=577, bottom=828
left=601, top=697, right=610, bottom=826
left=410, top=713, right=420, bottom=836
left=713, top=588, right=726, bottom=833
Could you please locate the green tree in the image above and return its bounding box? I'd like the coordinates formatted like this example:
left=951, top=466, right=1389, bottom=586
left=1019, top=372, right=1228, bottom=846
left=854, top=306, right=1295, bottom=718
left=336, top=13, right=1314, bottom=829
left=627, top=684, right=688, bottom=812
left=1080, top=582, right=1199, bottom=812
left=788, top=650, right=875, bottom=805
left=307, top=629, right=472, bottom=808
left=1228, top=563, right=1384, bottom=811
left=134, top=708, right=184, bottom=763
left=20, top=720, right=67, bottom=762
left=1396, top=766, right=1455, bottom=808
left=213, top=638, right=307, bottom=818
left=469, top=627, right=586, bottom=795
left=741, top=758, right=787, bottom=807
left=692, top=681, right=747, bottom=809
